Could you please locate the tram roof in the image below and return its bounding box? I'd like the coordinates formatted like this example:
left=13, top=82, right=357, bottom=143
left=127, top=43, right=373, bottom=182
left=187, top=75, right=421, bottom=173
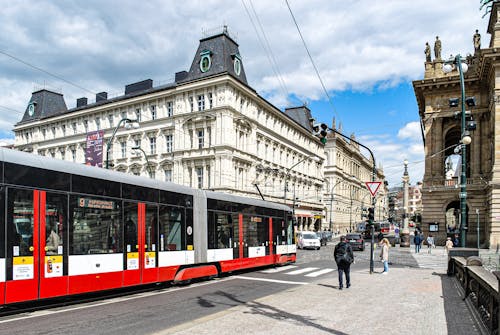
left=0, top=147, right=195, bottom=196
left=204, top=189, right=291, bottom=212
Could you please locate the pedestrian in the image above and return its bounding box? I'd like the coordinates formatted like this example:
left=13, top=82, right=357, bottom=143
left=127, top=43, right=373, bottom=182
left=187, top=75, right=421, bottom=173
left=334, top=236, right=354, bottom=290
left=445, top=237, right=454, bottom=255
left=453, top=234, right=460, bottom=247
left=414, top=232, right=421, bottom=253
left=379, top=238, right=390, bottom=274
left=426, top=234, right=435, bottom=254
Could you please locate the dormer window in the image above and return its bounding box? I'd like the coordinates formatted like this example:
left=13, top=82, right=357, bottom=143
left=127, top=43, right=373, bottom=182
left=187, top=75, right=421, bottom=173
left=232, top=53, right=242, bottom=76
left=199, top=50, right=212, bottom=73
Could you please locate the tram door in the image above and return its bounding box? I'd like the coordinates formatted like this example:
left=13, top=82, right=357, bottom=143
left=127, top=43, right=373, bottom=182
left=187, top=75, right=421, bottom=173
left=123, top=202, right=157, bottom=286
left=5, top=189, right=67, bottom=304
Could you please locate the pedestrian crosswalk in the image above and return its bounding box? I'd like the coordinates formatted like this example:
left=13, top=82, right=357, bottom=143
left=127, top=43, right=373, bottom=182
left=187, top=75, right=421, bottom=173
left=260, top=265, right=336, bottom=278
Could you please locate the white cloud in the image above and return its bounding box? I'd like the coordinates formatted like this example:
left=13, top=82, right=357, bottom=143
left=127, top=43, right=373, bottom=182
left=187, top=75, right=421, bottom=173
left=398, top=122, right=422, bottom=140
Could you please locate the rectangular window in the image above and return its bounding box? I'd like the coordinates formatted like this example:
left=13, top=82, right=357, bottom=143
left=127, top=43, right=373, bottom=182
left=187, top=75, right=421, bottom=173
left=42, top=128, right=46, bottom=139
left=69, top=195, right=122, bottom=254
left=164, top=169, right=172, bottom=182
left=159, top=205, right=185, bottom=251
left=108, top=114, right=114, bottom=128
left=165, top=135, right=173, bottom=153
left=83, top=120, right=88, bottom=133
left=151, top=105, right=156, bottom=120
left=196, top=167, right=203, bottom=189
left=208, top=92, right=213, bottom=109
left=198, top=129, right=204, bottom=149
left=95, top=117, right=100, bottom=130
left=197, top=95, right=205, bottom=111
left=62, top=124, right=66, bottom=136
left=72, top=122, right=77, bottom=134
left=167, top=101, right=173, bottom=117
left=150, top=137, right=156, bottom=154
left=60, top=150, right=65, bottom=160
left=52, top=127, right=56, bottom=137
left=134, top=139, right=141, bottom=148
left=72, top=149, right=76, bottom=162
left=135, top=108, right=141, bottom=122
left=189, top=96, right=194, bottom=112
left=121, top=141, right=127, bottom=158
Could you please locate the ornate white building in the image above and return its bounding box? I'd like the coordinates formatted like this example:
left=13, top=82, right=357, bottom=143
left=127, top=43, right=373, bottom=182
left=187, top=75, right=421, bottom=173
left=322, top=122, right=387, bottom=233
left=13, top=27, right=325, bottom=231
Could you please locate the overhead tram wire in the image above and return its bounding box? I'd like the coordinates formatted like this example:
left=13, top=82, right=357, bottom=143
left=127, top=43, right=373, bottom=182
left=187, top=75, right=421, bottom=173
left=0, top=49, right=106, bottom=101
left=284, top=0, right=339, bottom=120
left=241, top=0, right=292, bottom=105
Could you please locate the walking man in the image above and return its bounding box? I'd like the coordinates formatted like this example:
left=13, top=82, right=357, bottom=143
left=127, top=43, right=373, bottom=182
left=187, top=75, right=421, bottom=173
left=334, top=236, right=354, bottom=290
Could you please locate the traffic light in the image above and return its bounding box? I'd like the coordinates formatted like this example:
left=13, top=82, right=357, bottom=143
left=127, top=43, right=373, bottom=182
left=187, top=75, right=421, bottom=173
left=367, top=207, right=374, bottom=222
left=312, top=123, right=328, bottom=144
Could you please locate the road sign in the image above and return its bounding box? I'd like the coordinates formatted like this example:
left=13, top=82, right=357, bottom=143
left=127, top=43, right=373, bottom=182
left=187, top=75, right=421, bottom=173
left=365, top=181, right=382, bottom=197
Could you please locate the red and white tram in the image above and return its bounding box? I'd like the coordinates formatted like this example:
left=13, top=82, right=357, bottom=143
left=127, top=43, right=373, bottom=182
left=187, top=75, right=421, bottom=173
left=0, top=148, right=296, bottom=305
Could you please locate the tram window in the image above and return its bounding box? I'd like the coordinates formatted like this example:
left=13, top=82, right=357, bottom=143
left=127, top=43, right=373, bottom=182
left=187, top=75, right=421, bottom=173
left=160, top=190, right=193, bottom=208
left=69, top=195, right=122, bottom=254
left=124, top=202, right=138, bottom=253
left=208, top=212, right=232, bottom=249
left=72, top=175, right=120, bottom=198
left=122, top=184, right=159, bottom=203
left=145, top=204, right=158, bottom=252
left=159, top=205, right=184, bottom=251
left=243, top=215, right=267, bottom=247
left=45, top=193, right=67, bottom=256
left=5, top=163, right=70, bottom=191
left=7, top=188, right=33, bottom=258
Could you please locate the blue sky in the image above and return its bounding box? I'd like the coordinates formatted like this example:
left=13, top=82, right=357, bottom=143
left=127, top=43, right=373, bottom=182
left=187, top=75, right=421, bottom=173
left=0, top=0, right=489, bottom=186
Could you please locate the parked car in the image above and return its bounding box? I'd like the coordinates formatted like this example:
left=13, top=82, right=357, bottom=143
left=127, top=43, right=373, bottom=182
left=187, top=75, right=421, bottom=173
left=318, top=231, right=332, bottom=246
left=297, top=231, right=321, bottom=250
left=345, top=233, right=365, bottom=251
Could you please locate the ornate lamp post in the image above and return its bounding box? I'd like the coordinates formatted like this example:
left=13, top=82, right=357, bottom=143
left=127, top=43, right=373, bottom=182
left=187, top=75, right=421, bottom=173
left=132, top=145, right=152, bottom=177
left=105, top=118, right=139, bottom=169
left=443, top=55, right=473, bottom=247
left=400, top=159, right=410, bottom=247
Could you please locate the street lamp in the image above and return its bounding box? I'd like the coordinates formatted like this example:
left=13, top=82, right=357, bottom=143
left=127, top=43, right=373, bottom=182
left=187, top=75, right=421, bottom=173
left=105, top=118, right=140, bottom=169
left=132, top=145, right=153, bottom=177
left=324, top=178, right=345, bottom=231
left=443, top=54, right=473, bottom=247
left=283, top=155, right=320, bottom=204
left=401, top=159, right=410, bottom=247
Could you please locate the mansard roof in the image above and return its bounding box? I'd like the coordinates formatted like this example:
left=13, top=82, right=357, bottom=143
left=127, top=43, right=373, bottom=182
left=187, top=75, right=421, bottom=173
left=19, top=89, right=67, bottom=124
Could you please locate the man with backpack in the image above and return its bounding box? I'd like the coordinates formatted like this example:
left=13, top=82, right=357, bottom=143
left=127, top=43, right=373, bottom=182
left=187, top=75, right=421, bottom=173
left=334, top=236, right=354, bottom=290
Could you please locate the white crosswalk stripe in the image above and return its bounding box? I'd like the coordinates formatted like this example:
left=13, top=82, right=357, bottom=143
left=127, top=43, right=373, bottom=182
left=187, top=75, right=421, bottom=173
left=260, top=265, right=298, bottom=273
left=304, top=268, right=335, bottom=277
left=285, top=267, right=319, bottom=275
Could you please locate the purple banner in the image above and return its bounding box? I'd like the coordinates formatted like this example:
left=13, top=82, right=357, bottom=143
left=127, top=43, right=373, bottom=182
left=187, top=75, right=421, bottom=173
left=85, top=130, right=104, bottom=167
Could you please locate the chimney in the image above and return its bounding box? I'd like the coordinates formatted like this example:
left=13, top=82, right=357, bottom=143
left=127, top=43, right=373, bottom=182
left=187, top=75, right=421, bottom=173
left=77, top=97, right=88, bottom=107
left=125, top=79, right=153, bottom=95
left=175, top=71, right=188, bottom=82
left=96, top=92, right=107, bottom=102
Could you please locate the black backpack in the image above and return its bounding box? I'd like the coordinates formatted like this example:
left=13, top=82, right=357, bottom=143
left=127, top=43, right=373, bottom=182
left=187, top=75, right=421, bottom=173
left=335, top=242, right=353, bottom=265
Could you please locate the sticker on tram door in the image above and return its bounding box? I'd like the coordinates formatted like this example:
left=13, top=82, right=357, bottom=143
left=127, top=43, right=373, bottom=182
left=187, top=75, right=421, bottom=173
left=45, top=256, right=63, bottom=277
left=13, top=256, right=34, bottom=280
left=127, top=252, right=139, bottom=270
left=144, top=252, right=156, bottom=268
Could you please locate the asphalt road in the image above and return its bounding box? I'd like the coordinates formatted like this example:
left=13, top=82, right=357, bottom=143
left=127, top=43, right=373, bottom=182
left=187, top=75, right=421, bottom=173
left=0, top=242, right=376, bottom=335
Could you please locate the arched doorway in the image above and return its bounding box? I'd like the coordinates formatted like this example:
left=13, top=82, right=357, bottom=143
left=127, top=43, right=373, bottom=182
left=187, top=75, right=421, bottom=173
left=445, top=200, right=469, bottom=242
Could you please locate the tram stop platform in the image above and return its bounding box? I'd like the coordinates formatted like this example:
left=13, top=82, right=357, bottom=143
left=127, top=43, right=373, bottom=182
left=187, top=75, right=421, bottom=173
left=162, top=266, right=482, bottom=335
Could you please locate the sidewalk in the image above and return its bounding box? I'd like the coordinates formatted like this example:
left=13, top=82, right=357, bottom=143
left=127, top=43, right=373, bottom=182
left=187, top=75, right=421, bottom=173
left=159, top=266, right=481, bottom=335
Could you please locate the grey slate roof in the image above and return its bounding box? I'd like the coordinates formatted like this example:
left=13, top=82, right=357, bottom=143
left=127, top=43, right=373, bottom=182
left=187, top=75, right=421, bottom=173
left=284, top=106, right=314, bottom=132
left=19, top=89, right=68, bottom=124
left=180, top=28, right=248, bottom=85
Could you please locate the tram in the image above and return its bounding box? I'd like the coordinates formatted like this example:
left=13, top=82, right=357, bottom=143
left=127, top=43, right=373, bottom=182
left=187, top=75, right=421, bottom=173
left=0, top=148, right=296, bottom=305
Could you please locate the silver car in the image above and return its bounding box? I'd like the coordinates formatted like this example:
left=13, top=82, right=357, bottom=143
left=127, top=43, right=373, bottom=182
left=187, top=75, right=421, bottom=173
left=297, top=231, right=321, bottom=250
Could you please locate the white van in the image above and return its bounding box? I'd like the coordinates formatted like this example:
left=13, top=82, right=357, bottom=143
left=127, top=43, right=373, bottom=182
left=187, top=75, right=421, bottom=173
left=296, top=231, right=321, bottom=250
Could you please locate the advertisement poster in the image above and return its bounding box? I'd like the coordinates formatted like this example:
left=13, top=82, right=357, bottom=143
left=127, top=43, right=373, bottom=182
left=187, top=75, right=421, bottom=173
left=13, top=256, right=34, bottom=280
left=85, top=130, right=104, bottom=167
left=45, top=255, right=63, bottom=277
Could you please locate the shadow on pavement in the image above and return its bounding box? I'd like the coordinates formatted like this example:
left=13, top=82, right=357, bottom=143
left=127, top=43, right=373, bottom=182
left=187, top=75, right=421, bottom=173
left=203, top=290, right=349, bottom=335
left=432, top=272, right=481, bottom=334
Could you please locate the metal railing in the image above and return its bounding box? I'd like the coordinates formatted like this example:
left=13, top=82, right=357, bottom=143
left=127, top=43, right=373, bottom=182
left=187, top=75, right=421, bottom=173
left=449, top=255, right=499, bottom=334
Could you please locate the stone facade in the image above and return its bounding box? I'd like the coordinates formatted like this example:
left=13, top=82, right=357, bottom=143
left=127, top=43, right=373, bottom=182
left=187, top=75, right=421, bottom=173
left=322, top=121, right=387, bottom=234
left=13, top=28, right=325, bottom=230
left=413, top=4, right=500, bottom=247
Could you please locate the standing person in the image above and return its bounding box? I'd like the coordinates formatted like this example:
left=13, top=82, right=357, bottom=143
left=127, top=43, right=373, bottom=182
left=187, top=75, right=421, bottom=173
left=414, top=232, right=421, bottom=253
left=380, top=238, right=390, bottom=274
left=426, top=234, right=435, bottom=254
left=445, top=237, right=454, bottom=255
left=453, top=234, right=460, bottom=247
left=46, top=222, right=61, bottom=255
left=334, top=236, right=354, bottom=290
